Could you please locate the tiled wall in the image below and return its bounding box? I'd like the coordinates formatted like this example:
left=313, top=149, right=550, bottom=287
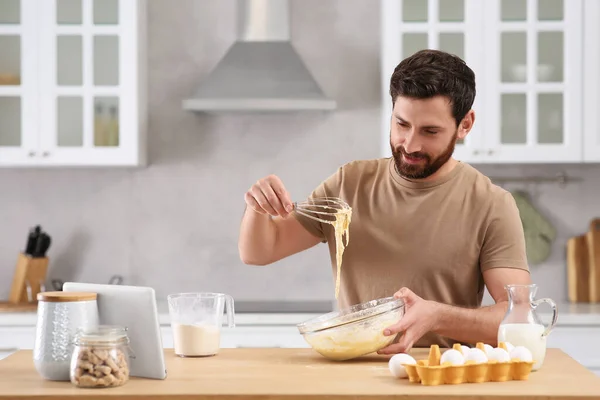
left=1, top=0, right=598, bottom=306
left=476, top=163, right=600, bottom=304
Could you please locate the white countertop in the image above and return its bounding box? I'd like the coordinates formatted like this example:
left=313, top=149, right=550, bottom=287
left=1, top=301, right=599, bottom=327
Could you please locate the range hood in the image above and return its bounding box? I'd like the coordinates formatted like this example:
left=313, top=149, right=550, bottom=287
left=182, top=0, right=336, bottom=112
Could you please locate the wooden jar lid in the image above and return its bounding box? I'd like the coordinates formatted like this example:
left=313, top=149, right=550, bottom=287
left=37, top=291, right=97, bottom=302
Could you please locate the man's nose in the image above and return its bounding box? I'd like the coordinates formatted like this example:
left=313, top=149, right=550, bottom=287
left=403, top=130, right=422, bottom=154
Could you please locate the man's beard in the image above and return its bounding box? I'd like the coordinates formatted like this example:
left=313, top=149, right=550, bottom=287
left=391, top=131, right=458, bottom=180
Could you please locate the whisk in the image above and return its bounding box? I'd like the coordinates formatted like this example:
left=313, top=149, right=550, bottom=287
left=293, top=197, right=351, bottom=224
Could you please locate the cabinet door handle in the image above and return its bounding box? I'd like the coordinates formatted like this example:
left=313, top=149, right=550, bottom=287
left=42, top=151, right=50, bottom=157
left=473, top=150, right=480, bottom=155
left=28, top=151, right=35, bottom=157
left=487, top=149, right=494, bottom=155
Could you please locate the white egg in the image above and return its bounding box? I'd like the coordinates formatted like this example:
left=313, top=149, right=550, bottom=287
left=460, top=345, right=470, bottom=356
left=488, top=347, right=511, bottom=362
left=388, top=353, right=417, bottom=379
left=483, top=344, right=494, bottom=356
left=503, top=341, right=515, bottom=353
left=440, top=349, right=465, bottom=366
left=464, top=347, right=488, bottom=364
left=510, top=346, right=533, bottom=362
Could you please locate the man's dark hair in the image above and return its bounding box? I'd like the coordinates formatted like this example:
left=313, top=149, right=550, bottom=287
left=389, top=49, right=476, bottom=127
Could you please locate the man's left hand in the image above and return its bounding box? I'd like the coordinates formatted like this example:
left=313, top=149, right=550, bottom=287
left=377, top=287, right=441, bottom=355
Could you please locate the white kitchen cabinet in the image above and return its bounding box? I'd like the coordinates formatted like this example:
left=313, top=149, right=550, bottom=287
left=0, top=0, right=147, bottom=167
left=220, top=326, right=310, bottom=349
left=0, top=326, right=36, bottom=350
left=380, top=0, right=598, bottom=164
left=4, top=321, right=600, bottom=371
left=0, top=325, right=35, bottom=360
left=0, top=350, right=17, bottom=360
left=582, top=0, right=600, bottom=162
left=545, top=326, right=600, bottom=370
left=160, top=326, right=310, bottom=350
left=1, top=324, right=308, bottom=359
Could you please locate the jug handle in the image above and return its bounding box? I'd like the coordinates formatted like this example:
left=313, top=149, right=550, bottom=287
left=225, top=294, right=236, bottom=328
left=531, top=297, right=558, bottom=337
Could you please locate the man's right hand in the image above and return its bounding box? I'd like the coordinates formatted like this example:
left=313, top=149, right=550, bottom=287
left=240, top=174, right=322, bottom=265
left=244, top=175, right=294, bottom=218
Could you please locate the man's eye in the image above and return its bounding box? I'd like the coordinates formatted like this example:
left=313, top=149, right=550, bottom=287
left=426, top=130, right=438, bottom=135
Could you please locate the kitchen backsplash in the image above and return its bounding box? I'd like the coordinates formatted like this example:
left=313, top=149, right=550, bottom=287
left=0, top=0, right=598, bottom=305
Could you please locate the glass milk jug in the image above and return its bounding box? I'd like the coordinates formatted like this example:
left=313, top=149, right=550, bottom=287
left=497, top=284, right=558, bottom=371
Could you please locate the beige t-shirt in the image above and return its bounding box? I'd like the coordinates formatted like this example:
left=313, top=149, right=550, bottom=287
left=293, top=157, right=529, bottom=348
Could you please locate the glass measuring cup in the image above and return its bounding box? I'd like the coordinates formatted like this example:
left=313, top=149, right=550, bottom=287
left=167, top=292, right=235, bottom=357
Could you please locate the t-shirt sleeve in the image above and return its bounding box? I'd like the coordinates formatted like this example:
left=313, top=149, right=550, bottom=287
left=479, top=192, right=530, bottom=272
left=292, top=167, right=343, bottom=243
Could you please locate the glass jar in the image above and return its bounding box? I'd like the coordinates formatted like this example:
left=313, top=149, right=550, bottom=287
left=70, top=325, right=132, bottom=388
left=33, top=291, right=99, bottom=381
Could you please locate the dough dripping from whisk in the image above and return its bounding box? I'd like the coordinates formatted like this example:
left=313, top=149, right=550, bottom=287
left=325, top=208, right=352, bottom=299
left=293, top=197, right=352, bottom=300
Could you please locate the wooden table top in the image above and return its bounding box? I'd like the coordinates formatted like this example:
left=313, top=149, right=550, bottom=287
left=1, top=348, right=599, bottom=399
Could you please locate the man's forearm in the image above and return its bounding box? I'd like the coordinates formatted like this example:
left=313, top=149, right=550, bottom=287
left=431, top=300, right=508, bottom=345
left=238, top=207, right=277, bottom=265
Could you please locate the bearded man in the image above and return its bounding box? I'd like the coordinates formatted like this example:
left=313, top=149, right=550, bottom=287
left=238, top=49, right=531, bottom=353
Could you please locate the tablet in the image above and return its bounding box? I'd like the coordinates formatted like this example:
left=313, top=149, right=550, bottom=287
left=62, top=282, right=167, bottom=380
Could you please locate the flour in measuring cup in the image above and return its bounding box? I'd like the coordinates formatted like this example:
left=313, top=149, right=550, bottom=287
left=172, top=323, right=221, bottom=357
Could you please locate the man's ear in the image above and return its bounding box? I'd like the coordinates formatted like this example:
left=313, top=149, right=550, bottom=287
left=457, top=109, right=475, bottom=139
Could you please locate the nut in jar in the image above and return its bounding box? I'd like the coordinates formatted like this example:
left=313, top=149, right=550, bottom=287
left=70, top=325, right=134, bottom=388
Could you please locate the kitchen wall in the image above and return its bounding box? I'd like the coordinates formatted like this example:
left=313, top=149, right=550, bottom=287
left=476, top=164, right=600, bottom=305
left=0, top=0, right=598, bottom=305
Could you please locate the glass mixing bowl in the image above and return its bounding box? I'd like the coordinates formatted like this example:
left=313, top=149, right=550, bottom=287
left=296, top=297, right=405, bottom=361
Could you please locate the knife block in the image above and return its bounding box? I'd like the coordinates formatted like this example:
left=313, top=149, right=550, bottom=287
left=0, top=252, right=49, bottom=312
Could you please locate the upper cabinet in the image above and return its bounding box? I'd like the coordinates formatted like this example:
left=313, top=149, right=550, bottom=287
left=381, top=0, right=600, bottom=163
left=0, top=0, right=147, bottom=167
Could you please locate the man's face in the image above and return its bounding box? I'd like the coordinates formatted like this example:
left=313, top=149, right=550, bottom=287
left=390, top=95, right=471, bottom=180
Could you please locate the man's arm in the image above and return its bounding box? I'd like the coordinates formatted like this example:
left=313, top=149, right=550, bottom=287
left=239, top=206, right=321, bottom=265
left=430, top=267, right=532, bottom=344
left=378, top=267, right=531, bottom=354
left=239, top=169, right=342, bottom=266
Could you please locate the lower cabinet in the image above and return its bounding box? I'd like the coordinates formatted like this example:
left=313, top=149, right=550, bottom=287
left=546, top=326, right=600, bottom=371
left=0, top=350, right=18, bottom=360
left=2, top=324, right=600, bottom=376
left=0, top=326, right=37, bottom=360
left=160, top=325, right=310, bottom=349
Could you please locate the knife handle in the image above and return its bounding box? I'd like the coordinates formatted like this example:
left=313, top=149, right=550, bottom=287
left=25, top=233, right=37, bottom=256
left=41, top=234, right=51, bottom=257
left=32, top=233, right=50, bottom=258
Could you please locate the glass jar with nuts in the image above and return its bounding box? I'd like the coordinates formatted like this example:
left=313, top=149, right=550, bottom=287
left=70, top=325, right=133, bottom=388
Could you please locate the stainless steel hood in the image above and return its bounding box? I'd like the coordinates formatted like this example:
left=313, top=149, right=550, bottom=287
left=182, top=0, right=336, bottom=112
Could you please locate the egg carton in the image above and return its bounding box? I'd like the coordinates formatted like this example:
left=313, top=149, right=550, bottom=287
left=402, top=342, right=535, bottom=386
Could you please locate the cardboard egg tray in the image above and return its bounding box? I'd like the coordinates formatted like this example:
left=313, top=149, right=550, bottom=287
left=402, top=342, right=535, bottom=386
